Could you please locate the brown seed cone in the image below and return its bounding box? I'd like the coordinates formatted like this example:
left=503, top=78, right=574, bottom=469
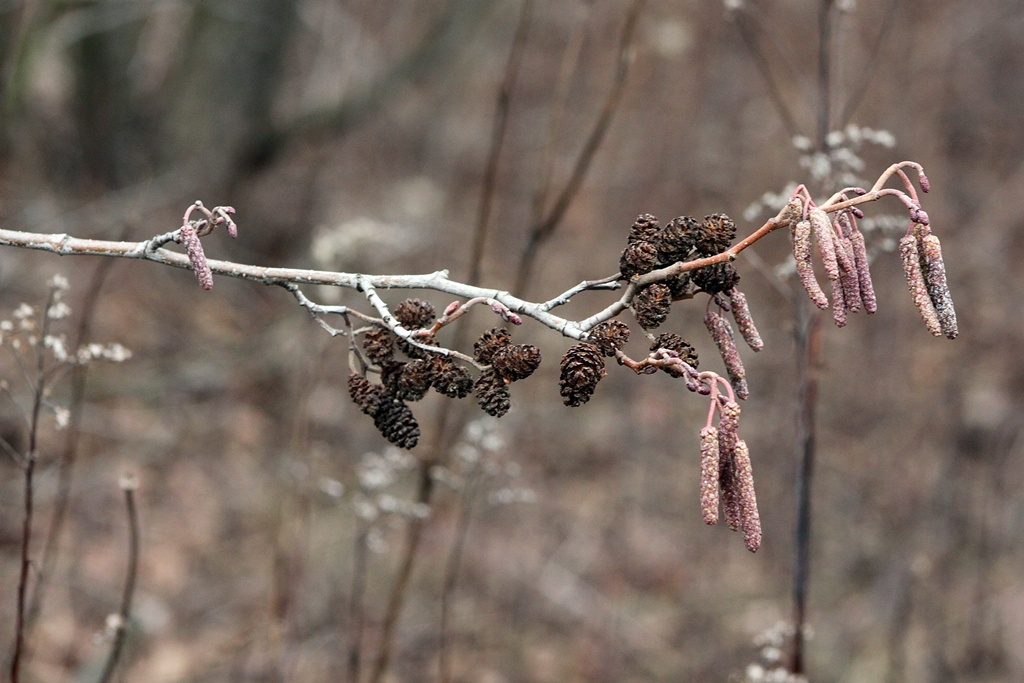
left=665, top=273, right=692, bottom=299
left=180, top=223, right=214, bottom=291
left=373, top=396, right=420, bottom=449
left=430, top=358, right=474, bottom=398
left=559, top=342, right=607, bottom=407
left=397, top=332, right=438, bottom=360
left=719, top=451, right=742, bottom=532
left=728, top=288, right=763, bottom=351
left=348, top=373, right=387, bottom=417
left=793, top=219, right=829, bottom=309
left=394, top=298, right=436, bottom=329
left=363, top=328, right=396, bottom=365
left=619, top=240, right=659, bottom=280
left=627, top=213, right=661, bottom=244
left=700, top=426, right=721, bottom=525
left=474, top=370, right=511, bottom=418
left=491, top=344, right=542, bottom=382
left=704, top=309, right=746, bottom=392
left=732, top=439, right=761, bottom=552
left=810, top=208, right=840, bottom=282
left=919, top=233, right=958, bottom=339
left=473, top=327, right=512, bottom=364
left=588, top=320, right=631, bottom=357
left=692, top=262, right=741, bottom=296
left=379, top=360, right=407, bottom=394
left=650, top=333, right=698, bottom=377
left=848, top=226, right=877, bottom=314
left=395, top=359, right=435, bottom=401
left=650, top=333, right=699, bottom=368
left=633, top=283, right=673, bottom=330
left=657, top=215, right=700, bottom=263
left=899, top=233, right=942, bottom=336
left=695, top=213, right=737, bottom=256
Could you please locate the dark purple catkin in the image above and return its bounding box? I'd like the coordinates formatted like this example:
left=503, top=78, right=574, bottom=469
left=180, top=223, right=213, bottom=290
left=700, top=427, right=720, bottom=525
left=792, top=220, right=828, bottom=309
left=719, top=452, right=742, bottom=532
left=919, top=233, right=958, bottom=339
left=809, top=208, right=840, bottom=282
left=835, top=233, right=863, bottom=313
left=848, top=225, right=877, bottom=313
left=728, top=289, right=763, bottom=351
left=899, top=233, right=942, bottom=336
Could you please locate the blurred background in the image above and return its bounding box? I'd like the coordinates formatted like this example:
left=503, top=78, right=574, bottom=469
left=0, top=1, right=1021, bottom=681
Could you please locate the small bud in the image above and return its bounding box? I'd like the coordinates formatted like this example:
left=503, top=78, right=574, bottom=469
left=918, top=172, right=931, bottom=193
left=853, top=187, right=868, bottom=196
left=444, top=300, right=461, bottom=316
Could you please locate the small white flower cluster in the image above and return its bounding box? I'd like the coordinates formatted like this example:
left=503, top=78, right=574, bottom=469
left=0, top=276, right=132, bottom=433
left=794, top=125, right=897, bottom=188
left=349, top=447, right=427, bottom=554
left=742, top=622, right=810, bottom=683
left=431, top=417, right=536, bottom=508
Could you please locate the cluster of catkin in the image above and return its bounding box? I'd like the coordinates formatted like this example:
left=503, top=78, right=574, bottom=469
left=699, top=398, right=761, bottom=552
left=177, top=201, right=237, bottom=291
left=792, top=204, right=876, bottom=328
left=791, top=190, right=957, bottom=339
left=899, top=222, right=958, bottom=339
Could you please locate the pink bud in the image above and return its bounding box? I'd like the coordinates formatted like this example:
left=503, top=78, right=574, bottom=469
left=443, top=300, right=460, bottom=316
left=919, top=173, right=930, bottom=193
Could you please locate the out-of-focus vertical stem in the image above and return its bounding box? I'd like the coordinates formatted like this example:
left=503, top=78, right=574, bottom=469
left=790, top=296, right=822, bottom=675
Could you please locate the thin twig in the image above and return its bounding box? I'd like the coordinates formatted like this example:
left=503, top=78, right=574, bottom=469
left=25, top=254, right=118, bottom=648
left=10, top=287, right=57, bottom=683
left=438, top=466, right=483, bottom=683
left=348, top=522, right=370, bottom=683
left=732, top=9, right=800, bottom=138
left=514, top=0, right=646, bottom=294
left=97, top=475, right=141, bottom=683
left=467, top=0, right=533, bottom=289
left=367, top=458, right=435, bottom=683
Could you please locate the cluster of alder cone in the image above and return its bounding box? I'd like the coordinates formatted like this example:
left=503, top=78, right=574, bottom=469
left=345, top=211, right=762, bottom=451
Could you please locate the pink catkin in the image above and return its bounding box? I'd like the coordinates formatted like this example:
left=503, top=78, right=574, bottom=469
left=180, top=224, right=213, bottom=291
left=792, top=220, right=828, bottom=309
left=899, top=233, right=941, bottom=336
left=919, top=234, right=958, bottom=339
left=704, top=309, right=745, bottom=391
left=699, top=427, right=720, bottom=525
left=848, top=227, right=877, bottom=313
left=810, top=208, right=840, bottom=282
left=836, top=235, right=862, bottom=313
left=831, top=276, right=848, bottom=328
left=729, top=289, right=763, bottom=351
left=719, top=452, right=741, bottom=532
left=732, top=440, right=762, bottom=552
